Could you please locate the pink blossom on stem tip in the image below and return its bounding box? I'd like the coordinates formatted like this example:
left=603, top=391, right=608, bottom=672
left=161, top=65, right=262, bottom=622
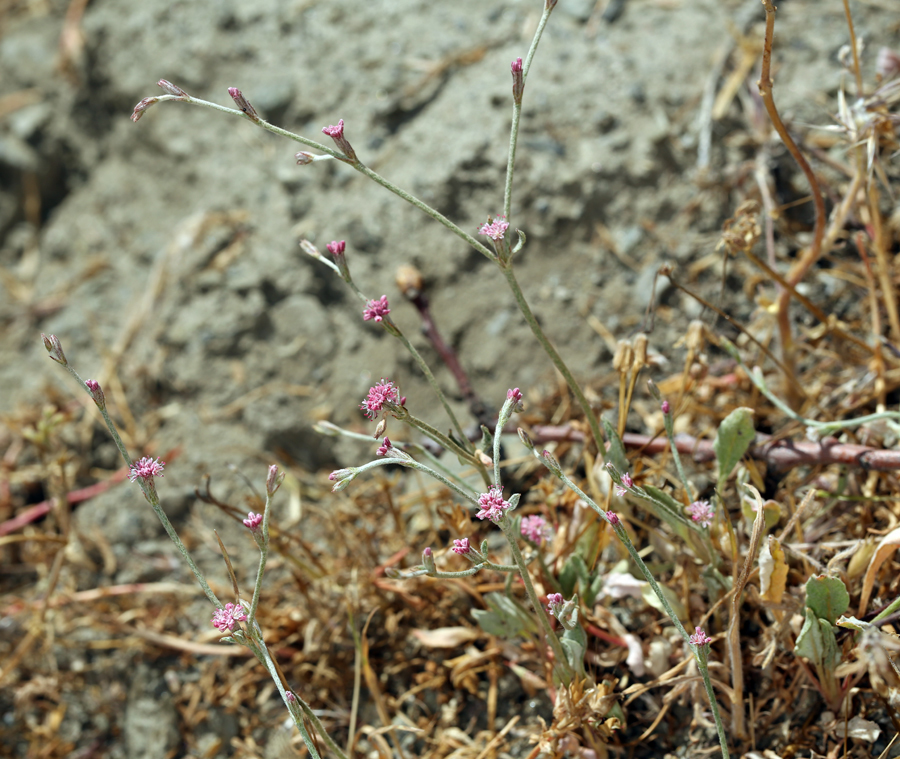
left=689, top=626, right=713, bottom=647
left=377, top=437, right=393, bottom=456
left=478, top=216, right=509, bottom=241
left=452, top=538, right=470, bottom=555
left=322, top=119, right=357, bottom=160
left=520, top=515, right=551, bottom=545
left=507, top=387, right=524, bottom=412
left=363, top=295, right=390, bottom=323
left=511, top=58, right=524, bottom=104
left=687, top=500, right=714, bottom=528
left=129, top=456, right=165, bottom=482
left=546, top=592, right=564, bottom=616
left=475, top=486, right=510, bottom=522
left=606, top=510, right=620, bottom=525
left=360, top=379, right=401, bottom=420
left=212, top=602, right=247, bottom=633
left=243, top=512, right=263, bottom=531
left=661, top=400, right=670, bottom=414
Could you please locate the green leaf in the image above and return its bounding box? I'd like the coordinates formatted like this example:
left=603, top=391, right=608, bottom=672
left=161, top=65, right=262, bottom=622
left=559, top=555, right=589, bottom=598
left=795, top=607, right=840, bottom=670
left=805, top=575, right=850, bottom=625
left=714, top=407, right=755, bottom=491
left=471, top=592, right=536, bottom=638
left=602, top=417, right=629, bottom=474
left=561, top=624, right=587, bottom=676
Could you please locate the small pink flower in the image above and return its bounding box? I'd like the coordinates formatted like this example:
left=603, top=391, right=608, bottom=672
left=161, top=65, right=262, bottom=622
left=243, top=512, right=263, bottom=531
left=295, top=151, right=314, bottom=165
left=326, top=240, right=346, bottom=257
left=360, top=379, right=400, bottom=420
left=520, top=515, right=551, bottom=545
left=285, top=691, right=296, bottom=703
left=478, top=216, right=509, bottom=241
left=661, top=400, right=670, bottom=414
left=452, top=538, right=470, bottom=555
left=363, top=295, right=391, bottom=323
left=546, top=592, right=565, bottom=616
left=211, top=602, right=247, bottom=632
left=689, top=626, right=713, bottom=647
left=475, top=486, right=510, bottom=522
left=688, top=500, right=715, bottom=528
left=266, top=464, right=284, bottom=496
left=377, top=437, right=393, bottom=456
left=507, top=387, right=524, bottom=412
left=606, top=510, right=620, bottom=525
left=129, top=456, right=165, bottom=482
left=322, top=119, right=357, bottom=161
left=322, top=120, right=345, bottom=139
left=621, top=472, right=633, bottom=488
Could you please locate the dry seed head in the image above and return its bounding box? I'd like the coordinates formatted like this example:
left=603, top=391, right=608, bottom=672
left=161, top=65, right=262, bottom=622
left=395, top=264, right=423, bottom=298
left=686, top=320, right=706, bottom=353
left=632, top=334, right=648, bottom=372
left=612, top=339, right=633, bottom=373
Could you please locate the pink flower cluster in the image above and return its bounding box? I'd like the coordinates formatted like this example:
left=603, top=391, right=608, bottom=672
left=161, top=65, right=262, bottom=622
left=129, top=456, right=165, bottom=482
left=363, top=295, right=390, bottom=323
left=520, top=515, right=551, bottom=545
left=212, top=602, right=247, bottom=632
left=615, top=471, right=633, bottom=497
left=377, top=437, right=393, bottom=456
left=478, top=216, right=509, bottom=241
left=475, top=486, right=510, bottom=522
left=689, top=626, right=713, bottom=647
left=243, top=512, right=263, bottom=531
left=546, top=592, right=565, bottom=617
left=687, top=500, right=714, bottom=528
left=452, top=538, right=470, bottom=555
left=360, top=379, right=401, bottom=420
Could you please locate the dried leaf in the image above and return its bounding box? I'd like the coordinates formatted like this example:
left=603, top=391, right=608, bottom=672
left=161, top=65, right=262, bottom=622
left=858, top=525, right=900, bottom=616
left=411, top=626, right=480, bottom=648
left=760, top=536, right=788, bottom=604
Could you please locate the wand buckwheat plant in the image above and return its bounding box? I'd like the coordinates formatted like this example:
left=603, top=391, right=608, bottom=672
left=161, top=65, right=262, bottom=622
left=38, top=1, right=743, bottom=756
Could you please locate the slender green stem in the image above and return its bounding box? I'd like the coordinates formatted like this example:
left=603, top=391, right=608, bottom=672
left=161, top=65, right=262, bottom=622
left=170, top=94, right=497, bottom=262
left=872, top=594, right=900, bottom=624
left=500, top=517, right=574, bottom=685
left=341, top=454, right=479, bottom=507
left=59, top=362, right=222, bottom=608
left=662, top=407, right=693, bottom=502
left=248, top=489, right=273, bottom=622
left=697, top=650, right=731, bottom=759
left=503, top=3, right=555, bottom=219
left=499, top=264, right=604, bottom=454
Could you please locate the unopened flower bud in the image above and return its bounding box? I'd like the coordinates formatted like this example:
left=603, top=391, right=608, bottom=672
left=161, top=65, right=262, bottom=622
left=266, top=464, right=284, bottom=496
left=606, top=510, right=620, bottom=525
left=661, top=400, right=670, bottom=415
left=518, top=428, right=535, bottom=452
left=322, top=119, right=358, bottom=162
left=157, top=79, right=187, bottom=97
left=422, top=546, right=436, bottom=574
left=130, top=96, right=160, bottom=123
left=326, top=240, right=346, bottom=266
left=511, top=57, right=524, bottom=105
left=285, top=691, right=296, bottom=703
left=374, top=418, right=387, bottom=439
left=85, top=379, right=106, bottom=409
left=295, top=151, right=314, bottom=165
left=540, top=450, right=562, bottom=476
left=377, top=437, right=393, bottom=457
left=243, top=512, right=263, bottom=531
left=507, top=387, right=524, bottom=412
left=41, top=334, right=67, bottom=365
left=647, top=379, right=662, bottom=401
left=228, top=87, right=260, bottom=122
